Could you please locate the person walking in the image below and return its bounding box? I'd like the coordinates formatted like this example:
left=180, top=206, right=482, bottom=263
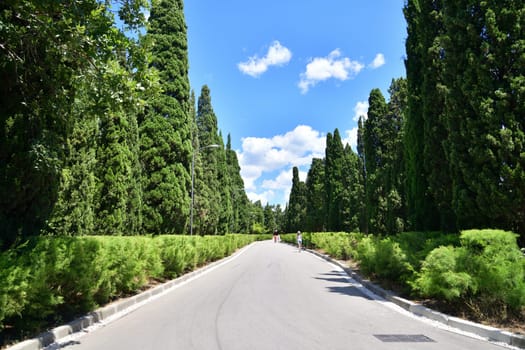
left=296, top=230, right=302, bottom=252
left=273, top=229, right=279, bottom=243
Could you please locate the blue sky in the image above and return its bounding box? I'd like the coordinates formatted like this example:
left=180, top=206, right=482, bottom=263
left=185, top=0, right=408, bottom=207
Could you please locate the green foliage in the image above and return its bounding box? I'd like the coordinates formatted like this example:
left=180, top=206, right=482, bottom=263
left=459, top=230, right=525, bottom=311
left=412, top=230, right=525, bottom=314
left=286, top=167, right=307, bottom=232
left=140, top=0, right=193, bottom=235
left=412, top=246, right=474, bottom=301
left=356, top=235, right=413, bottom=282
left=305, top=158, right=326, bottom=232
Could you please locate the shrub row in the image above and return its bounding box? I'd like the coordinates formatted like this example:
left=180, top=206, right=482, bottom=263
left=0, top=234, right=268, bottom=343
left=282, top=229, right=525, bottom=317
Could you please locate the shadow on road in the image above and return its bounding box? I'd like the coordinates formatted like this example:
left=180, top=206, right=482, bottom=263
left=315, top=271, right=373, bottom=300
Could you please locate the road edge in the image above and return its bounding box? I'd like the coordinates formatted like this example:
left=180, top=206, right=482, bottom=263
left=4, top=241, right=257, bottom=350
left=306, top=247, right=525, bottom=349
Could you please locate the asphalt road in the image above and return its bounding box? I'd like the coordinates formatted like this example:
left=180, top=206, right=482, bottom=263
left=56, top=240, right=507, bottom=350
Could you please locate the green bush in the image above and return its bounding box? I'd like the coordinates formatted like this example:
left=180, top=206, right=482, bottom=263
left=394, top=231, right=460, bottom=269
left=412, top=229, right=525, bottom=315
left=356, top=235, right=413, bottom=282
left=459, top=230, right=525, bottom=312
left=411, top=246, right=474, bottom=300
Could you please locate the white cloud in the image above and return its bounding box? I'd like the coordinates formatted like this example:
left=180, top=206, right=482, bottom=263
left=353, top=100, right=369, bottom=122
left=238, top=41, right=292, bottom=77
left=342, top=127, right=359, bottom=152
left=238, top=125, right=325, bottom=206
left=369, top=53, right=386, bottom=69
left=298, top=49, right=365, bottom=94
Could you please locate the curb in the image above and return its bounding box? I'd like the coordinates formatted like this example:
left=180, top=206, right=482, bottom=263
left=307, top=248, right=525, bottom=349
left=5, top=242, right=256, bottom=350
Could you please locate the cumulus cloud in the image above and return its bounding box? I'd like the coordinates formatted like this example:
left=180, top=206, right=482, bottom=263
left=238, top=41, right=292, bottom=77
left=340, top=100, right=370, bottom=152
left=342, top=127, right=359, bottom=152
left=353, top=100, right=369, bottom=122
left=238, top=125, right=325, bottom=205
left=369, top=53, right=386, bottom=69
left=298, top=49, right=365, bottom=94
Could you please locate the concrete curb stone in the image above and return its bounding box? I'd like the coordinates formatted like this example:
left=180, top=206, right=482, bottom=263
left=306, top=247, right=525, bottom=349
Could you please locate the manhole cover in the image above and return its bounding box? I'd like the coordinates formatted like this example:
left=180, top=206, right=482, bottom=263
left=374, top=334, right=435, bottom=343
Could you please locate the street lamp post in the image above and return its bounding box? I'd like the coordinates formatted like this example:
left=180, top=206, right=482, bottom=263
left=190, top=144, right=219, bottom=235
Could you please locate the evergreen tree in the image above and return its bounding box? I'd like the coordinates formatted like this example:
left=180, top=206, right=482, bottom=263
left=325, top=130, right=346, bottom=231
left=0, top=0, right=151, bottom=244
left=341, top=145, right=364, bottom=233
left=363, top=89, right=389, bottom=234
left=305, top=158, right=326, bottom=232
left=263, top=204, right=277, bottom=233
left=46, top=76, right=99, bottom=236
left=357, top=117, right=369, bottom=233
left=195, top=85, right=222, bottom=234
left=140, top=0, right=192, bottom=234
left=226, top=134, right=250, bottom=233
left=286, top=167, right=307, bottom=232
left=404, top=0, right=453, bottom=232
left=384, top=78, right=408, bottom=234
left=441, top=0, right=525, bottom=234
left=0, top=0, right=102, bottom=243
left=94, top=61, right=143, bottom=235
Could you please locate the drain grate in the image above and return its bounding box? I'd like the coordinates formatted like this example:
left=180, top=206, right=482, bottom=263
left=374, top=334, right=435, bottom=343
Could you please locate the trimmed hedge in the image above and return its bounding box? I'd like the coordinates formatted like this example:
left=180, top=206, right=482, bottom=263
left=0, top=234, right=268, bottom=343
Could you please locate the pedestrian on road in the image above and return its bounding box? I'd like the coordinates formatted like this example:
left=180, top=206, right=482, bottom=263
left=296, top=230, right=302, bottom=252
left=273, top=228, right=279, bottom=243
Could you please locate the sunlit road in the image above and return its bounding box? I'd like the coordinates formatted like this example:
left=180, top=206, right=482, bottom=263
left=59, top=240, right=505, bottom=350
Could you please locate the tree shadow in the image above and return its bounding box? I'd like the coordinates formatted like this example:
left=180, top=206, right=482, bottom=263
left=314, top=271, right=372, bottom=300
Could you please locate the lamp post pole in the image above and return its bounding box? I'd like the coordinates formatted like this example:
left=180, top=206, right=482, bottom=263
left=190, top=144, right=219, bottom=235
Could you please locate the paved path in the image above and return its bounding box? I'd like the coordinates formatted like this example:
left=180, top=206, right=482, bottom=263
left=57, top=241, right=506, bottom=350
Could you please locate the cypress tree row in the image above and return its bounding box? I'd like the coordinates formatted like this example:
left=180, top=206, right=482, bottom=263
left=0, top=0, right=153, bottom=245
left=0, top=0, right=254, bottom=244
left=403, top=0, right=525, bottom=238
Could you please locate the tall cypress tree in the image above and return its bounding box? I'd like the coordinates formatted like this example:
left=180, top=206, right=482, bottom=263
left=0, top=0, right=104, bottom=243
left=384, top=78, right=408, bottom=234
left=441, top=0, right=525, bottom=233
left=305, top=158, right=326, bottom=232
left=404, top=0, right=458, bottom=232
left=195, top=85, right=222, bottom=234
left=342, top=145, right=364, bottom=233
left=46, top=75, right=99, bottom=236
left=226, top=134, right=250, bottom=233
left=286, top=167, right=307, bottom=232
left=95, top=62, right=143, bottom=235
left=357, top=116, right=368, bottom=233
left=140, top=0, right=192, bottom=234
left=325, top=130, right=346, bottom=231
left=363, top=89, right=389, bottom=234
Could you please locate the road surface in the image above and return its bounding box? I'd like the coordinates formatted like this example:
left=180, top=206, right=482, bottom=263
left=56, top=240, right=506, bottom=350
